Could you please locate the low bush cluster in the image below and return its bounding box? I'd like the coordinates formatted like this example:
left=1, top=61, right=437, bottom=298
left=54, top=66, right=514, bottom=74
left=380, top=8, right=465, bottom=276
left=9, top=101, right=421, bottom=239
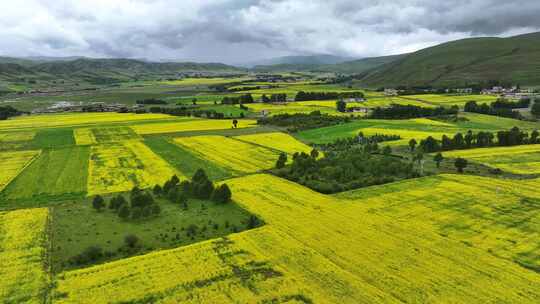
left=258, top=111, right=352, bottom=132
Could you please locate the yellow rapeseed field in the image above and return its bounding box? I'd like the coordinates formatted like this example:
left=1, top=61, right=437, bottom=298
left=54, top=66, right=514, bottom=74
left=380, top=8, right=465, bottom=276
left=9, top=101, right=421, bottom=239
left=73, top=128, right=96, bottom=145
left=0, top=150, right=40, bottom=192
left=174, top=136, right=280, bottom=173
left=0, top=208, right=49, bottom=303
left=53, top=174, right=540, bottom=303
left=234, top=132, right=315, bottom=156
left=443, top=144, right=540, bottom=174
left=0, top=113, right=172, bottom=131
left=359, top=127, right=451, bottom=146
left=0, top=131, right=36, bottom=142
left=131, top=119, right=257, bottom=135
left=87, top=140, right=181, bottom=195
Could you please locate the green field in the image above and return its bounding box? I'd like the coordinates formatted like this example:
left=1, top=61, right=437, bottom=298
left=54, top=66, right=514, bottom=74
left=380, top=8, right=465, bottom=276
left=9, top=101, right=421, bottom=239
left=296, top=112, right=540, bottom=144
left=52, top=195, right=254, bottom=272
left=1, top=146, right=89, bottom=204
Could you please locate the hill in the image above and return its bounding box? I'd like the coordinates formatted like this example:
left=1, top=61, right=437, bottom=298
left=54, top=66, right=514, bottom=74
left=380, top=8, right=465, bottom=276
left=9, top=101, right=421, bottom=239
left=359, top=32, right=540, bottom=87
left=251, top=54, right=405, bottom=73
left=0, top=58, right=243, bottom=89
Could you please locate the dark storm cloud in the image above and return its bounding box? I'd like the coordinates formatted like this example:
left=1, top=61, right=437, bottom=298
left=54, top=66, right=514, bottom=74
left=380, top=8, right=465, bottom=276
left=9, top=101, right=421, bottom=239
left=0, top=0, right=539, bottom=63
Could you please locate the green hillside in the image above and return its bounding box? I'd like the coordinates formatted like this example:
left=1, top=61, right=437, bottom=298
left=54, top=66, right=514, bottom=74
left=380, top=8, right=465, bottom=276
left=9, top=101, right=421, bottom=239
left=359, top=32, right=540, bottom=87
left=252, top=54, right=405, bottom=73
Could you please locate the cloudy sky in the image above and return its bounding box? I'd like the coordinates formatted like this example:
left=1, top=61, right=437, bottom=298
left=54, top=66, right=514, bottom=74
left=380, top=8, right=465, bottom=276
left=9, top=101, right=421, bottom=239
left=1, top=0, right=539, bottom=64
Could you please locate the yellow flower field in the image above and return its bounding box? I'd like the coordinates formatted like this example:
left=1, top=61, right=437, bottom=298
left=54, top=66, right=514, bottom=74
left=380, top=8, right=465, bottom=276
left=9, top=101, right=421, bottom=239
left=53, top=174, right=540, bottom=303
left=174, top=136, right=279, bottom=173
left=0, top=150, right=40, bottom=192
left=131, top=119, right=257, bottom=135
left=0, top=113, right=172, bottom=131
left=443, top=144, right=540, bottom=174
left=0, top=131, right=36, bottom=142
left=234, top=132, right=314, bottom=155
left=0, top=208, right=49, bottom=304
left=358, top=127, right=452, bottom=146
left=405, top=94, right=498, bottom=107
left=74, top=128, right=96, bottom=145
left=87, top=141, right=181, bottom=195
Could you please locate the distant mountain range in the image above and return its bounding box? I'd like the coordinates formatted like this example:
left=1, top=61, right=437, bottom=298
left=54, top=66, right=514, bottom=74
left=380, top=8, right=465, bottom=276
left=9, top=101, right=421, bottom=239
left=0, top=58, right=243, bottom=88
left=2, top=31, right=540, bottom=89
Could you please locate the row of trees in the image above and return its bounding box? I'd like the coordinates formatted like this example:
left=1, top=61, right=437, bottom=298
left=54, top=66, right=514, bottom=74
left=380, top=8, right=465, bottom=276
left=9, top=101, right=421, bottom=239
left=294, top=91, right=364, bottom=101
left=463, top=101, right=524, bottom=119
left=154, top=169, right=232, bottom=206
left=409, top=127, right=538, bottom=153
left=261, top=94, right=287, bottom=103
left=148, top=106, right=238, bottom=119
left=136, top=98, right=167, bottom=105
left=221, top=94, right=254, bottom=105
left=369, top=104, right=459, bottom=119
left=0, top=105, right=21, bottom=120
left=92, top=187, right=162, bottom=220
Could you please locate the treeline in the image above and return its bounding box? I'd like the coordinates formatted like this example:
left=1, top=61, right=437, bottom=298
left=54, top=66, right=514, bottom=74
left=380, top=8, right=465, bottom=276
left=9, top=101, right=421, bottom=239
left=315, top=132, right=401, bottom=151
left=294, top=91, right=364, bottom=101
left=413, top=127, right=539, bottom=153
left=258, top=111, right=351, bottom=132
left=261, top=94, right=287, bottom=103
left=0, top=105, right=22, bottom=120
left=274, top=149, right=416, bottom=194
left=136, top=98, right=167, bottom=105
left=154, top=169, right=232, bottom=205
left=148, top=106, right=242, bottom=119
left=221, top=94, right=254, bottom=105
left=464, top=100, right=529, bottom=119
left=369, top=104, right=458, bottom=119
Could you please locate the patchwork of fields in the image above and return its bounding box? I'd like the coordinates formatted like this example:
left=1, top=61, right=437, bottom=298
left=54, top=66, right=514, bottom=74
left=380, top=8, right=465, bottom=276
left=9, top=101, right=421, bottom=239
left=51, top=174, right=540, bottom=303
left=0, top=96, right=539, bottom=303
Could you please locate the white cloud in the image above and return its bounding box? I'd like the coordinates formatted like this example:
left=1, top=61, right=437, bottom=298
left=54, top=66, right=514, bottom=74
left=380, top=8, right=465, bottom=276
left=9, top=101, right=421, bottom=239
left=0, top=0, right=538, bottom=63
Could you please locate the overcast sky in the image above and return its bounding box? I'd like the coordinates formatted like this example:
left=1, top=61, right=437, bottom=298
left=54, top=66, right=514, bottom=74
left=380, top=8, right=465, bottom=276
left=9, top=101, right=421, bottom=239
left=1, top=0, right=539, bottom=64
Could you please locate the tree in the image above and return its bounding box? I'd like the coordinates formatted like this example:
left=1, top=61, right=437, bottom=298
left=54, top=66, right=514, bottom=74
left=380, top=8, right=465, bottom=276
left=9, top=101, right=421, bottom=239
left=92, top=195, right=105, bottom=211
left=153, top=184, right=162, bottom=196
left=408, top=139, right=417, bottom=152
left=232, top=119, right=238, bottom=128
left=131, top=207, right=142, bottom=219
left=336, top=99, right=346, bottom=113
left=532, top=102, right=540, bottom=117
left=310, top=149, right=319, bottom=159
left=211, top=184, right=232, bottom=204
left=453, top=133, right=464, bottom=149
left=464, top=130, right=474, bottom=148
left=433, top=152, right=444, bottom=168
left=454, top=157, right=468, bottom=173
left=247, top=215, right=261, bottom=229
left=192, top=169, right=209, bottom=185
left=152, top=203, right=162, bottom=215
left=124, top=234, right=139, bottom=248
left=531, top=130, right=539, bottom=144
left=276, top=153, right=287, bottom=169
left=382, top=145, right=392, bottom=155
left=118, top=205, right=130, bottom=219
